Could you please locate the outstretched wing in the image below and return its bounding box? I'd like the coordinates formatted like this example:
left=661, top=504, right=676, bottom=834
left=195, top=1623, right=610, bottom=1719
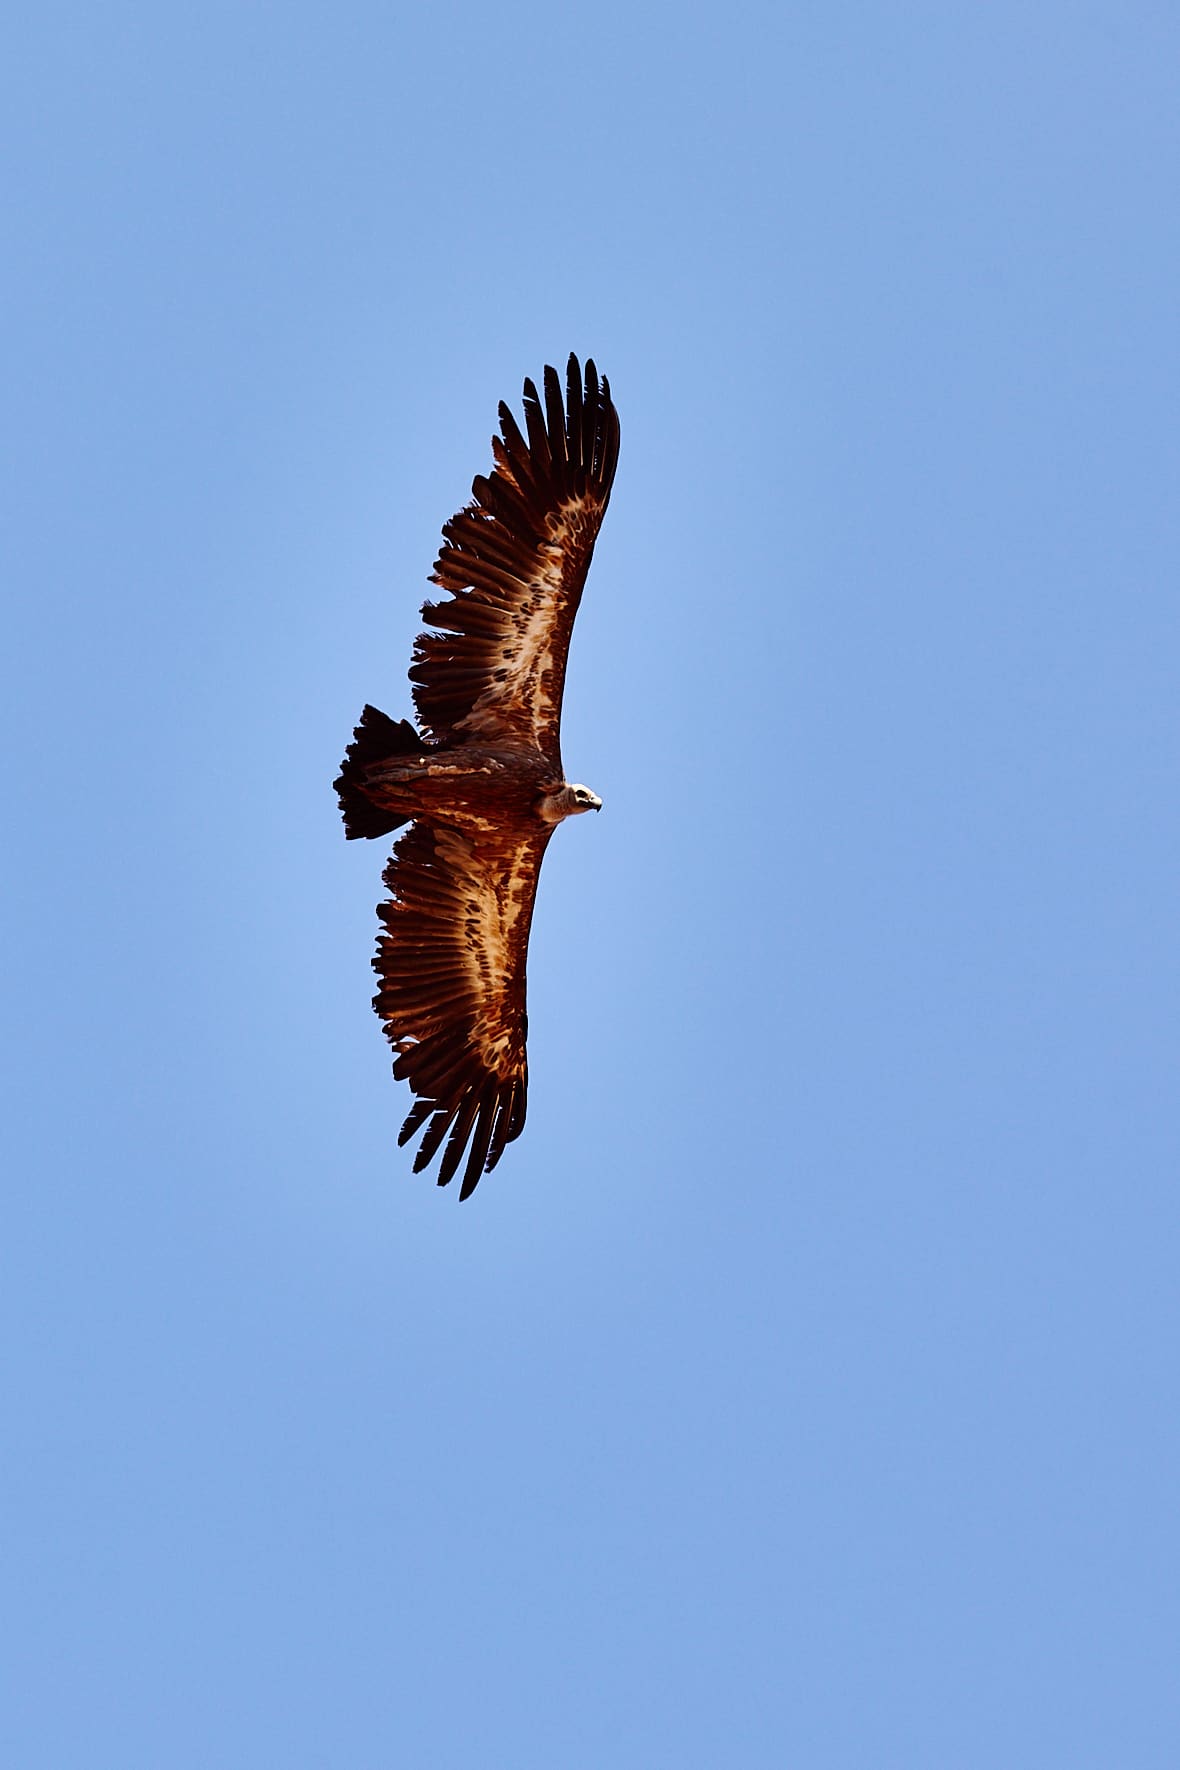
left=410, top=353, right=620, bottom=769
left=373, top=819, right=554, bottom=1199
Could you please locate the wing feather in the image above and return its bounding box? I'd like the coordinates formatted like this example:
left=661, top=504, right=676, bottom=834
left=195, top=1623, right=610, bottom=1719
left=543, top=364, right=568, bottom=476
left=374, top=819, right=552, bottom=1196
left=411, top=353, right=620, bottom=764
left=565, top=378, right=585, bottom=486
left=459, top=1087, right=501, bottom=1201
left=521, top=376, right=552, bottom=479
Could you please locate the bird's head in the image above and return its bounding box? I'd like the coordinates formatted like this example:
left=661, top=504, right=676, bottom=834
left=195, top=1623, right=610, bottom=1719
left=568, top=783, right=602, bottom=815
left=538, top=782, right=603, bottom=822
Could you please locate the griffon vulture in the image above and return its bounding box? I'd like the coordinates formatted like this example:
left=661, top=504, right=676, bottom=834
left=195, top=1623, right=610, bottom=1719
left=335, top=354, right=620, bottom=1198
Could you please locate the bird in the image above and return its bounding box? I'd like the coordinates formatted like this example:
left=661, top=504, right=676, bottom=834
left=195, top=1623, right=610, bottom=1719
left=335, top=353, right=620, bottom=1199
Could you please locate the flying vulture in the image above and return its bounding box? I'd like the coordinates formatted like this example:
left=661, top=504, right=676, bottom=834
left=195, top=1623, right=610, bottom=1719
left=335, top=354, right=620, bottom=1199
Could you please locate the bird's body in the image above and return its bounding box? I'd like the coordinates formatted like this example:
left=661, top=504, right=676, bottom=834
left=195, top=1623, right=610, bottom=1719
left=360, top=741, right=559, bottom=831
left=335, top=355, right=619, bottom=1198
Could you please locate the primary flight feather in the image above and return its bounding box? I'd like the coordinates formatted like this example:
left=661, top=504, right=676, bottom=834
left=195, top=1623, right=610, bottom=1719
left=335, top=354, right=620, bottom=1199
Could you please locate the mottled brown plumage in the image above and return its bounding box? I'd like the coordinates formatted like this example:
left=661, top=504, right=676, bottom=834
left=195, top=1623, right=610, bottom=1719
left=335, top=355, right=619, bottom=1198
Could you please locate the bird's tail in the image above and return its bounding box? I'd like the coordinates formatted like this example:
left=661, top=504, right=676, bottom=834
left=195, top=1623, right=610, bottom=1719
left=335, top=705, right=424, bottom=840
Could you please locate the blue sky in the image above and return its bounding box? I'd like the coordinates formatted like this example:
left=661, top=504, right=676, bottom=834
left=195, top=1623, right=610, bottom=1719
left=4, top=3, right=1178, bottom=1764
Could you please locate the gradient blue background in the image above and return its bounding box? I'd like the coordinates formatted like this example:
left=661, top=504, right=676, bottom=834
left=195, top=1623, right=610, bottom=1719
left=4, top=3, right=1178, bottom=1764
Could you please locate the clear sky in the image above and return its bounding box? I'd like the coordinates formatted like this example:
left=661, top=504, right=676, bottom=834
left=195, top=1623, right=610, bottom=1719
left=4, top=3, right=1178, bottom=1764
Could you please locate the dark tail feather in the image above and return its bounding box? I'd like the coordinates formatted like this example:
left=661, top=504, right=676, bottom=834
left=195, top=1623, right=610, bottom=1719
left=335, top=704, right=422, bottom=840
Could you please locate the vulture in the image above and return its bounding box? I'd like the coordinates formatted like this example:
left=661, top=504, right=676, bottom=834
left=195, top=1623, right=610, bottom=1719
left=335, top=354, right=620, bottom=1199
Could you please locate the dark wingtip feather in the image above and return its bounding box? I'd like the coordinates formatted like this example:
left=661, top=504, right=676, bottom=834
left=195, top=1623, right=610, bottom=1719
left=398, top=1098, right=432, bottom=1148
left=542, top=363, right=567, bottom=479
left=458, top=1090, right=499, bottom=1200
left=414, top=1103, right=460, bottom=1174
left=564, top=354, right=585, bottom=472
left=520, top=373, right=551, bottom=473
left=436, top=1091, right=481, bottom=1189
